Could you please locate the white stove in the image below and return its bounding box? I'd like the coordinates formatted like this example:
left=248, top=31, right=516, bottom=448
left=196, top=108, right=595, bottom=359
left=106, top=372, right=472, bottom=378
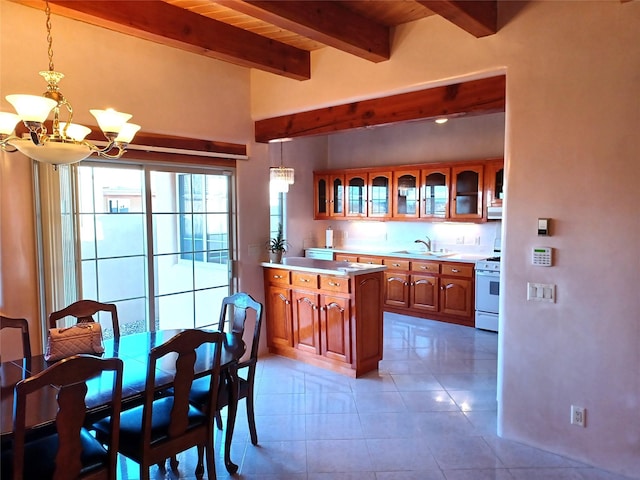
left=475, top=256, right=501, bottom=332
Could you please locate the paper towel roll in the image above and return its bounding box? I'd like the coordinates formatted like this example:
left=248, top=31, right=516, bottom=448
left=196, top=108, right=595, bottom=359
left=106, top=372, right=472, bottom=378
left=325, top=228, right=333, bottom=248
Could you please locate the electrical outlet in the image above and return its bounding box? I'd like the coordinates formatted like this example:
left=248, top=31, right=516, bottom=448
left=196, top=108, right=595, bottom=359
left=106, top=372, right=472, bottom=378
left=571, top=405, right=586, bottom=427
left=475, top=236, right=481, bottom=245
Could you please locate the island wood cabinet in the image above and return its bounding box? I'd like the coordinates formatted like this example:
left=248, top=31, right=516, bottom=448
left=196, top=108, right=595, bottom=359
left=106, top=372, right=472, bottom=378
left=335, top=254, right=475, bottom=327
left=263, top=266, right=384, bottom=377
left=315, top=159, right=502, bottom=222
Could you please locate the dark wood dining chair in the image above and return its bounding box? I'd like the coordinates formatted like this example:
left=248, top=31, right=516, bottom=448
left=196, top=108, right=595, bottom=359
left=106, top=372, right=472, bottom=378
left=190, top=292, right=264, bottom=444
left=0, top=315, right=31, bottom=359
left=93, top=329, right=224, bottom=480
left=49, top=299, right=120, bottom=339
left=0, top=354, right=123, bottom=480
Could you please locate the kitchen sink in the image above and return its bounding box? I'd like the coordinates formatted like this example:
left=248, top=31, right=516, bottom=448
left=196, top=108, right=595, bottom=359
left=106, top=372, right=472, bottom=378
left=391, top=250, right=456, bottom=257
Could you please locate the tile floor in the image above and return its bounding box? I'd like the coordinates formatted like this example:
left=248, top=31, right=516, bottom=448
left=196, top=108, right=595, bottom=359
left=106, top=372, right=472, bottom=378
left=117, top=313, right=632, bottom=479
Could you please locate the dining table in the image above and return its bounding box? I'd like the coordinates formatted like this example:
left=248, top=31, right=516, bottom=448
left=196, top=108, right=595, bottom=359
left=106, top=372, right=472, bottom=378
left=0, top=328, right=247, bottom=474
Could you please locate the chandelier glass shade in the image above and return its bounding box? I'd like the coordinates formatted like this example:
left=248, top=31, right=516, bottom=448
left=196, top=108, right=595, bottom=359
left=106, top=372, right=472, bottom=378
left=269, top=139, right=295, bottom=193
left=0, top=1, right=140, bottom=166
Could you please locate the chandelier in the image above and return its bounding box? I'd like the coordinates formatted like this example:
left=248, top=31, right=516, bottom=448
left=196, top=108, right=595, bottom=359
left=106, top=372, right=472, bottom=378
left=269, top=139, right=294, bottom=193
left=0, top=0, right=140, bottom=166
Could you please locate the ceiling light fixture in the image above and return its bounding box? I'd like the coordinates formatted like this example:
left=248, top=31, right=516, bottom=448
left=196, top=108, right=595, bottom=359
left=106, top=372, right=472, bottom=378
left=0, top=0, right=140, bottom=167
left=435, top=118, right=449, bottom=124
left=269, top=138, right=294, bottom=193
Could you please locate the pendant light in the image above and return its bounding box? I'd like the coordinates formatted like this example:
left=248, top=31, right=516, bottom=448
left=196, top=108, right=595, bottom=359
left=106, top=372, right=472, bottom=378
left=0, top=0, right=140, bottom=167
left=269, top=139, right=294, bottom=193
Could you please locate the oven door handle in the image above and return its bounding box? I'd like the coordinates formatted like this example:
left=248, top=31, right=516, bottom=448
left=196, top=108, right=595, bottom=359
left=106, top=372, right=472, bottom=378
left=476, top=271, right=500, bottom=278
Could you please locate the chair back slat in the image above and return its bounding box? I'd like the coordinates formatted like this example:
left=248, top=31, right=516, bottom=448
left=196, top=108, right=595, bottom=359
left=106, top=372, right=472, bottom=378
left=49, top=300, right=120, bottom=339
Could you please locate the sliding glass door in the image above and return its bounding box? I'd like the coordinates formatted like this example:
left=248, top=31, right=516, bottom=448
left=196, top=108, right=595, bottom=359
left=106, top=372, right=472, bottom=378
left=76, top=163, right=234, bottom=333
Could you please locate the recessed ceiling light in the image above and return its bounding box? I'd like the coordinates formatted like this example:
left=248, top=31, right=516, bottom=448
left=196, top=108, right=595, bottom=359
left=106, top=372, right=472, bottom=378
left=435, top=118, right=448, bottom=125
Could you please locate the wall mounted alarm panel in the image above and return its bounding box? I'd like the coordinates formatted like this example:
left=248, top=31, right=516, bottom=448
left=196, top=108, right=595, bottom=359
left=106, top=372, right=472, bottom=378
left=532, top=247, right=552, bottom=266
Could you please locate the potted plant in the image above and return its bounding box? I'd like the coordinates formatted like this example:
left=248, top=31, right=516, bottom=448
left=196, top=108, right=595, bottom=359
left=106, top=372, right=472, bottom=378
left=267, top=223, right=288, bottom=263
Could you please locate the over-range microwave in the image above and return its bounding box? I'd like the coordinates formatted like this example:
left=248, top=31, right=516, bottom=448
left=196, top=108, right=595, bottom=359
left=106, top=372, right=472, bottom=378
left=487, top=206, right=502, bottom=220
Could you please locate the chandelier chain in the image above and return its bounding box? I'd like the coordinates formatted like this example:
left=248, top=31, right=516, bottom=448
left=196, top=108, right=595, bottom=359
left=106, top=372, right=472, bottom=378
left=45, top=0, right=54, bottom=72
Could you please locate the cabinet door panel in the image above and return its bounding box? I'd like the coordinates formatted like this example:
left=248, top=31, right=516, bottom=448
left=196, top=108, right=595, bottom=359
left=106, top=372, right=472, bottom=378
left=321, top=295, right=351, bottom=364
left=266, top=286, right=293, bottom=347
left=440, top=278, right=472, bottom=317
left=421, top=168, right=450, bottom=218
left=384, top=272, right=409, bottom=308
left=293, top=291, right=321, bottom=354
left=410, top=274, right=438, bottom=312
left=368, top=172, right=392, bottom=218
left=393, top=170, right=419, bottom=218
left=346, top=174, right=367, bottom=217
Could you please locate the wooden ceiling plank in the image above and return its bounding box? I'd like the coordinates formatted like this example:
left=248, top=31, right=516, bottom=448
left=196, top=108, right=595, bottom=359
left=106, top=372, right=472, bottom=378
left=217, top=0, right=390, bottom=62
left=254, top=75, right=505, bottom=143
left=17, top=0, right=310, bottom=80
left=417, top=0, right=497, bottom=38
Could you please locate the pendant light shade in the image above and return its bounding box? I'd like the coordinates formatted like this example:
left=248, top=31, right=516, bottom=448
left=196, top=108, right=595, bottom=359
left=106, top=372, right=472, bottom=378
left=270, top=139, right=294, bottom=193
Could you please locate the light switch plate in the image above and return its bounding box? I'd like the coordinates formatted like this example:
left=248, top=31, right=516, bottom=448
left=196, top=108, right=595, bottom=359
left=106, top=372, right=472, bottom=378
left=527, top=282, right=555, bottom=302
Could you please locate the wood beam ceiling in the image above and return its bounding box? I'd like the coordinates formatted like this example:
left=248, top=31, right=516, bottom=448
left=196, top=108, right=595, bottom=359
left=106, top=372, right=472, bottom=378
left=218, top=0, right=390, bottom=62
left=20, top=0, right=311, bottom=80
left=254, top=75, right=506, bottom=143
left=15, top=0, right=499, bottom=80
left=418, top=1, right=497, bottom=37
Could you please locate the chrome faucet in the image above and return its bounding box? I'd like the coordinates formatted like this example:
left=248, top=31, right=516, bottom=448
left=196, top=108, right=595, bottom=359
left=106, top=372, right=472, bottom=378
left=414, top=236, right=431, bottom=252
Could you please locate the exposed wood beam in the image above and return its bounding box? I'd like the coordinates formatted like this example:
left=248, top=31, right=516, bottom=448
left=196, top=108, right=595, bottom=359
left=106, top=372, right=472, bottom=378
left=15, top=123, right=247, bottom=158
left=219, top=0, right=390, bottom=62
left=15, top=0, right=310, bottom=80
left=418, top=0, right=497, bottom=38
left=254, top=75, right=505, bottom=143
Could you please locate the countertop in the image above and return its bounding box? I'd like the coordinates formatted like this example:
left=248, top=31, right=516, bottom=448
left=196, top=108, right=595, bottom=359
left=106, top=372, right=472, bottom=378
left=261, top=257, right=387, bottom=276
left=305, top=247, right=489, bottom=264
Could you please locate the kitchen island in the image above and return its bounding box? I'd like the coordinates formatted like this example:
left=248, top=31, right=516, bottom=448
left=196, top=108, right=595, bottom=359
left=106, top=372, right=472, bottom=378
left=261, top=257, right=386, bottom=377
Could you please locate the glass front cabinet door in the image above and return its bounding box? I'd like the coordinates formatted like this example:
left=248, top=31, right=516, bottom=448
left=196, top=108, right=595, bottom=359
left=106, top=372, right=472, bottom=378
left=314, top=173, right=345, bottom=219
left=420, top=167, right=450, bottom=219
left=484, top=159, right=504, bottom=207
left=345, top=173, right=368, bottom=217
left=393, top=170, right=419, bottom=218
left=314, top=174, right=330, bottom=219
left=368, top=171, right=392, bottom=219
left=451, top=165, right=484, bottom=220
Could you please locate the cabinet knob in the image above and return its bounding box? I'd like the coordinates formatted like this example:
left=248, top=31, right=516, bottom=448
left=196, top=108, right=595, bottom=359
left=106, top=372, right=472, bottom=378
left=392, top=263, right=400, bottom=267
left=452, top=269, right=460, bottom=273
left=407, top=282, right=412, bottom=286
left=301, top=278, right=310, bottom=282
left=329, top=281, right=340, bottom=287
left=273, top=275, right=284, bottom=279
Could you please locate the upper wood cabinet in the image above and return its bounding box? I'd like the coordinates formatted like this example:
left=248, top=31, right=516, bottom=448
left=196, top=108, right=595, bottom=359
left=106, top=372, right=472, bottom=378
left=344, top=171, right=392, bottom=219
left=451, top=164, right=484, bottom=220
left=484, top=159, right=504, bottom=207
left=314, top=173, right=345, bottom=219
left=315, top=159, right=502, bottom=222
left=393, top=170, right=419, bottom=218
left=420, top=166, right=450, bottom=219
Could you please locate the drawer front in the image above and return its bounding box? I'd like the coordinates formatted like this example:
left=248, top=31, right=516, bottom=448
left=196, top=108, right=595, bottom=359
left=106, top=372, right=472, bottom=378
left=411, top=261, right=439, bottom=274
left=267, top=268, right=291, bottom=285
left=335, top=254, right=358, bottom=263
left=383, top=258, right=410, bottom=271
left=292, top=272, right=319, bottom=289
left=441, top=263, right=473, bottom=278
left=357, top=256, right=383, bottom=265
left=320, top=275, right=350, bottom=294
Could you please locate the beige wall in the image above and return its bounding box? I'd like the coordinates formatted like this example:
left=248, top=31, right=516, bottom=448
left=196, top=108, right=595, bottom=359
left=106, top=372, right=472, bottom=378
left=252, top=1, right=640, bottom=476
